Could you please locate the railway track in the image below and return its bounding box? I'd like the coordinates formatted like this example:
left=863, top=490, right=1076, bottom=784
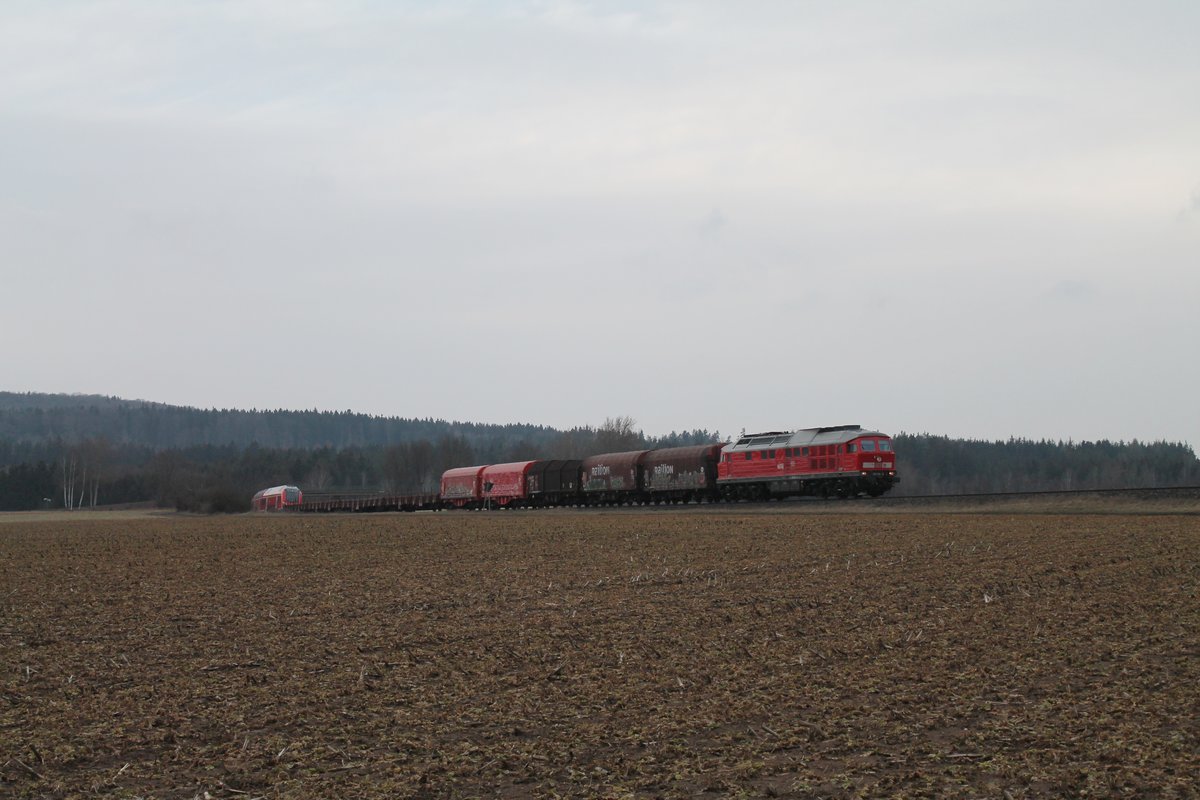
left=287, top=485, right=1200, bottom=513
left=870, top=485, right=1200, bottom=505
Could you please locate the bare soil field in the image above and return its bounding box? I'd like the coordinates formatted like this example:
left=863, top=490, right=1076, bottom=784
left=2, top=511, right=1197, bottom=799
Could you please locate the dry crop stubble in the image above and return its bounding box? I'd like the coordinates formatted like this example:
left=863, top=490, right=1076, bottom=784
left=1, top=511, right=1197, bottom=798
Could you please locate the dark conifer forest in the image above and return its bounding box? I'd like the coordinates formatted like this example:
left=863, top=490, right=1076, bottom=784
left=1, top=392, right=1196, bottom=511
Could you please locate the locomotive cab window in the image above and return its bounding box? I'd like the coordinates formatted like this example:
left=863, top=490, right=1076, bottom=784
left=879, top=440, right=892, bottom=451
left=847, top=443, right=856, bottom=453
left=861, top=440, right=876, bottom=452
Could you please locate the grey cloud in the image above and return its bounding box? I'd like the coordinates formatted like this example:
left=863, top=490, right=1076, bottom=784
left=1045, top=280, right=1097, bottom=301
left=698, top=208, right=726, bottom=237
left=1173, top=185, right=1200, bottom=223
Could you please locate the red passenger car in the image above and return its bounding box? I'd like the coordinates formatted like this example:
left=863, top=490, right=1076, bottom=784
left=480, top=461, right=537, bottom=507
left=251, top=485, right=303, bottom=511
left=440, top=465, right=488, bottom=508
left=717, top=425, right=897, bottom=499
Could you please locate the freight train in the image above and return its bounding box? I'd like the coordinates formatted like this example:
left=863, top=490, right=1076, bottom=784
left=267, top=425, right=897, bottom=512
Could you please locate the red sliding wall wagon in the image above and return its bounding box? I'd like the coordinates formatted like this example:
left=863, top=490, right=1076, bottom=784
left=251, top=485, right=303, bottom=511
left=480, top=461, right=537, bottom=507
left=440, top=465, right=487, bottom=508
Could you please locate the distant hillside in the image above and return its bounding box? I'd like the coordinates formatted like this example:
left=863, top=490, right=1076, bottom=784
left=0, top=392, right=165, bottom=411
left=0, top=391, right=561, bottom=451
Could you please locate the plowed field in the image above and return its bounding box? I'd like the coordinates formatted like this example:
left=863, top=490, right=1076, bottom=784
left=2, top=512, right=1197, bottom=798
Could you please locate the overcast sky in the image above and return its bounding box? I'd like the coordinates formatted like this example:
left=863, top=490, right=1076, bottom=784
left=2, top=1, right=1197, bottom=446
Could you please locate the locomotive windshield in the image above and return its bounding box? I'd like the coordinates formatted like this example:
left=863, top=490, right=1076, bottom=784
left=879, top=440, right=892, bottom=452
left=861, top=440, right=876, bottom=452
left=284, top=487, right=300, bottom=503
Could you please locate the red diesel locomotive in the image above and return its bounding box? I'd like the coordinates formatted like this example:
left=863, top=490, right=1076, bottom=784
left=718, top=425, right=896, bottom=499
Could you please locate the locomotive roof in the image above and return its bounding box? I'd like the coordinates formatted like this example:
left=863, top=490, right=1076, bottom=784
left=725, top=425, right=888, bottom=451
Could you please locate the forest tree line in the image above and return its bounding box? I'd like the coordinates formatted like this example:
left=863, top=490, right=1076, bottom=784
left=0, top=394, right=1197, bottom=511
left=0, top=392, right=622, bottom=451
left=0, top=410, right=713, bottom=511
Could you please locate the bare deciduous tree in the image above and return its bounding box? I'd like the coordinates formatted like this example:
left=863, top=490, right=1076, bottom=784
left=596, top=416, right=642, bottom=453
